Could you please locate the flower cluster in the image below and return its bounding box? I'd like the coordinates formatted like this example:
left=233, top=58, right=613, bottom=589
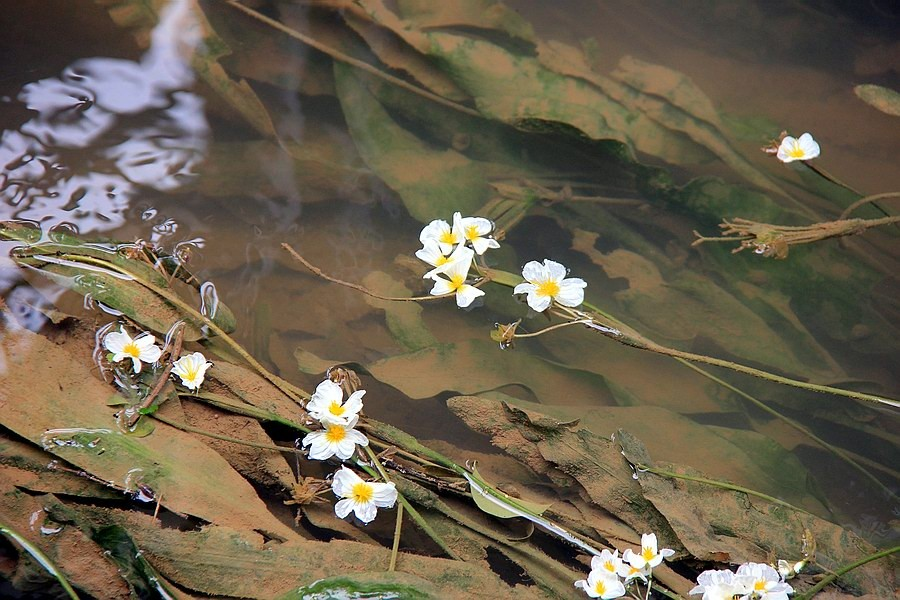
left=300, top=378, right=397, bottom=524
left=301, top=379, right=369, bottom=461
left=104, top=326, right=212, bottom=390
left=416, top=211, right=500, bottom=308
left=690, top=563, right=794, bottom=600
left=574, top=533, right=673, bottom=599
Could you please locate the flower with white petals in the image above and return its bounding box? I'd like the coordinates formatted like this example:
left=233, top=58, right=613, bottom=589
left=104, top=327, right=162, bottom=374
left=453, top=212, right=500, bottom=255
left=428, top=246, right=484, bottom=308
left=591, top=549, right=625, bottom=579
left=689, top=569, right=748, bottom=600
left=574, top=569, right=626, bottom=599
left=331, top=466, right=397, bottom=524
left=735, top=563, right=794, bottom=600
left=422, top=242, right=472, bottom=279
left=623, top=533, right=675, bottom=570
left=171, top=351, right=212, bottom=390
left=419, top=216, right=461, bottom=255
left=776, top=133, right=820, bottom=163
left=513, top=259, right=586, bottom=312
left=306, top=379, right=365, bottom=426
left=302, top=415, right=369, bottom=461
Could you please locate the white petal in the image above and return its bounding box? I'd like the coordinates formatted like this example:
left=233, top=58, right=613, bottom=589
left=429, top=277, right=454, bottom=296
left=776, top=136, right=797, bottom=163
left=130, top=356, right=143, bottom=374
left=331, top=466, right=360, bottom=497
left=354, top=501, right=378, bottom=524
left=334, top=498, right=355, bottom=519
left=544, top=259, right=567, bottom=282
left=346, top=429, right=369, bottom=447
left=555, top=279, right=586, bottom=307
left=526, top=291, right=552, bottom=312
left=342, top=390, right=365, bottom=414
left=470, top=236, right=491, bottom=255
left=521, top=261, right=544, bottom=283
left=461, top=216, right=493, bottom=236
left=415, top=240, right=444, bottom=266
left=798, top=132, right=820, bottom=159
left=371, top=482, right=398, bottom=507
left=455, top=284, right=484, bottom=308
left=419, top=219, right=449, bottom=244
left=513, top=282, right=535, bottom=295
left=104, top=329, right=131, bottom=353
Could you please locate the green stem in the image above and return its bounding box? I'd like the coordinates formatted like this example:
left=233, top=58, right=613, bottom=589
left=389, top=502, right=404, bottom=572
left=674, top=358, right=897, bottom=501
left=58, top=253, right=308, bottom=403
left=0, top=522, right=80, bottom=599
left=189, top=392, right=310, bottom=433
left=492, top=266, right=899, bottom=408
left=797, top=545, right=899, bottom=599
left=152, top=412, right=299, bottom=453
left=635, top=464, right=813, bottom=515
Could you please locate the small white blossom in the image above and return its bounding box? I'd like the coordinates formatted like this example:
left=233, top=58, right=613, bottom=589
left=104, top=327, right=162, bottom=374
left=427, top=246, right=484, bottom=308
left=689, top=569, right=748, bottom=600
left=419, top=216, right=461, bottom=255
left=331, top=466, right=397, bottom=524
left=513, top=259, right=586, bottom=312
left=302, top=415, right=369, bottom=461
left=574, top=569, right=626, bottom=599
left=170, top=351, right=212, bottom=390
left=454, top=212, right=500, bottom=255
left=306, top=379, right=365, bottom=426
left=623, top=533, right=675, bottom=570
left=735, top=563, right=794, bottom=600
left=776, top=133, right=820, bottom=163
left=591, top=549, right=625, bottom=579
left=618, top=561, right=650, bottom=583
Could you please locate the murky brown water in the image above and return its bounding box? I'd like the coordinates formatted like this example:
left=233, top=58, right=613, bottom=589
left=1, top=1, right=898, bottom=595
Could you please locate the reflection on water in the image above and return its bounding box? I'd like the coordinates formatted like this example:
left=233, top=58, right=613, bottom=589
left=1, top=0, right=206, bottom=234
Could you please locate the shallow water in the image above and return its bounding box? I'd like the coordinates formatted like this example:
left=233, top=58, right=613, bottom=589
left=1, top=0, right=899, bottom=588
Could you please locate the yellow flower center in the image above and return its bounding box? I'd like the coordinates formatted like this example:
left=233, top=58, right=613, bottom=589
left=122, top=341, right=142, bottom=359
left=754, top=580, right=767, bottom=591
left=594, top=579, right=608, bottom=595
left=535, top=280, right=560, bottom=298
left=182, top=364, right=200, bottom=382
left=324, top=424, right=347, bottom=444
left=464, top=224, right=480, bottom=240
left=642, top=546, right=655, bottom=561
left=603, top=560, right=616, bottom=572
left=787, top=143, right=806, bottom=159
left=435, top=255, right=449, bottom=266
left=439, top=231, right=457, bottom=245
left=328, top=402, right=345, bottom=416
left=350, top=481, right=374, bottom=503
left=449, top=273, right=466, bottom=291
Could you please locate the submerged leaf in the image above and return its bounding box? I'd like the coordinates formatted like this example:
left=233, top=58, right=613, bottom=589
left=854, top=84, right=900, bottom=117
left=466, top=465, right=551, bottom=519
left=334, top=62, right=491, bottom=221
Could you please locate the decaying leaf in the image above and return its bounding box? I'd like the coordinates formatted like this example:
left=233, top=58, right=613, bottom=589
left=854, top=84, right=900, bottom=117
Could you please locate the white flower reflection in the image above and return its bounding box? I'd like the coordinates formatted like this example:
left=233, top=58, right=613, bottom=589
left=0, top=0, right=208, bottom=234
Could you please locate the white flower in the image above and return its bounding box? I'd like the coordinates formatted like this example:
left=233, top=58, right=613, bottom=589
left=170, top=351, right=213, bottom=390
left=419, top=216, right=461, bottom=255
left=591, top=549, right=625, bottom=579
left=427, top=246, right=485, bottom=308
left=623, top=533, right=675, bottom=570
left=422, top=242, right=472, bottom=279
left=513, top=259, right=586, bottom=312
left=574, top=569, right=626, bottom=599
left=104, top=327, right=162, bottom=374
left=735, top=563, right=793, bottom=600
left=454, top=212, right=500, bottom=255
left=302, top=415, right=369, bottom=461
left=306, top=379, right=365, bottom=426
left=331, top=466, right=397, bottom=524
left=415, top=239, right=452, bottom=269
left=689, top=569, right=748, bottom=600
left=776, top=133, right=820, bottom=163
